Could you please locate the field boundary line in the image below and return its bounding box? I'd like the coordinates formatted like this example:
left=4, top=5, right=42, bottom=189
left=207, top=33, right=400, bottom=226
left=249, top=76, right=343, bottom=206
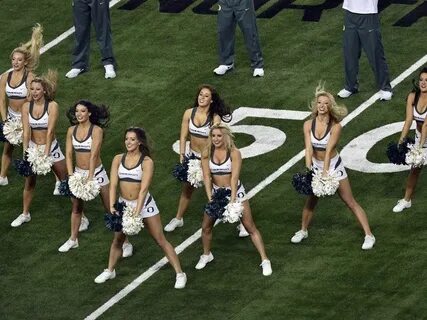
left=85, top=54, right=427, bottom=320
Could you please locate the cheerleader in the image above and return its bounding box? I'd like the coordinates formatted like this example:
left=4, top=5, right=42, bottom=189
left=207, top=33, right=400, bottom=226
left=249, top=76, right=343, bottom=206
left=392, top=67, right=427, bottom=212
left=164, top=85, right=251, bottom=236
left=195, top=123, right=272, bottom=276
left=10, top=70, right=68, bottom=227
left=58, top=100, right=132, bottom=255
left=94, top=127, right=187, bottom=289
left=0, top=24, right=43, bottom=186
left=290, top=86, right=376, bottom=250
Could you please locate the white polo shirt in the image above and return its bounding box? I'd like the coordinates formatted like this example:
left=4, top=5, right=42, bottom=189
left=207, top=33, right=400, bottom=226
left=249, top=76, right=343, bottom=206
left=343, top=0, right=378, bottom=14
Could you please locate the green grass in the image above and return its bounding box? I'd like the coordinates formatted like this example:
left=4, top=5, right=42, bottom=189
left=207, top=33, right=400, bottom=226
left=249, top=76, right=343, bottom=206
left=1, top=0, right=427, bottom=319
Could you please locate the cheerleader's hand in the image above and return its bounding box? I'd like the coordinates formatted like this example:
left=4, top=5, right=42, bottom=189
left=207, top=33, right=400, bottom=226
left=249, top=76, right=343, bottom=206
left=180, top=153, right=184, bottom=163
left=322, top=170, right=328, bottom=177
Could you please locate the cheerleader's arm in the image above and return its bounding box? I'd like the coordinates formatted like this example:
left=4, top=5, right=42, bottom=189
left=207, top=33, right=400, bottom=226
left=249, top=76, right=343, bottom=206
left=0, top=74, right=7, bottom=121
left=65, top=127, right=74, bottom=176
left=399, top=93, right=415, bottom=143
left=230, top=148, right=242, bottom=203
left=135, top=156, right=153, bottom=214
left=179, top=109, right=191, bottom=162
left=323, top=123, right=342, bottom=173
left=303, top=120, right=313, bottom=169
left=109, top=154, right=121, bottom=213
left=44, top=101, right=58, bottom=156
left=201, top=152, right=212, bottom=201
left=21, top=102, right=31, bottom=153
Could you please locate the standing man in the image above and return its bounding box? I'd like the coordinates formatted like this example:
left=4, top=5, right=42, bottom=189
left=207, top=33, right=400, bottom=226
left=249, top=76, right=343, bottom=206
left=66, top=0, right=117, bottom=79
left=213, top=0, right=264, bottom=77
left=337, top=0, right=392, bottom=100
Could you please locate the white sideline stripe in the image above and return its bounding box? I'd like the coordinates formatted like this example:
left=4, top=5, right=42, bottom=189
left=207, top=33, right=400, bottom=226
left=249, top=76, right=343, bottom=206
left=85, top=53, right=427, bottom=320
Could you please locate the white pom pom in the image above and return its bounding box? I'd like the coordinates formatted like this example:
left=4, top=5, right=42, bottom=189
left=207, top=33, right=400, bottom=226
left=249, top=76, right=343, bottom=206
left=68, top=173, right=101, bottom=201
left=405, top=144, right=426, bottom=168
left=3, top=119, right=23, bottom=145
left=187, top=159, right=203, bottom=188
left=222, top=201, right=244, bottom=223
left=122, top=205, right=144, bottom=235
left=311, top=170, right=340, bottom=197
left=26, top=145, right=53, bottom=175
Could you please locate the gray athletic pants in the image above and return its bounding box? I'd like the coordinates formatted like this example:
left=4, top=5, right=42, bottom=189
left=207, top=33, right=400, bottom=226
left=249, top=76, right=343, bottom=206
left=343, top=10, right=391, bottom=92
left=71, top=0, right=115, bottom=69
left=217, top=0, right=264, bottom=69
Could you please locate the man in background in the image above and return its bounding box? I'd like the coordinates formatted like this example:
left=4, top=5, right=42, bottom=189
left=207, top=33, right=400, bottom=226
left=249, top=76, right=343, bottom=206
left=213, top=0, right=265, bottom=77
left=337, top=0, right=392, bottom=100
left=66, top=0, right=116, bottom=79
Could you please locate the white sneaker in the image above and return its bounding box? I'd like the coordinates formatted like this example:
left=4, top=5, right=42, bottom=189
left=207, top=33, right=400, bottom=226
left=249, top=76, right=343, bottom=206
left=79, top=216, right=90, bottom=232
left=253, top=68, right=264, bottom=77
left=122, top=242, right=133, bottom=258
left=164, top=218, right=184, bottom=232
left=362, top=235, right=376, bottom=250
left=11, top=213, right=31, bottom=227
left=260, top=259, right=272, bottom=276
left=58, top=238, right=79, bottom=252
left=53, top=181, right=61, bottom=195
left=337, top=88, right=354, bottom=98
left=290, top=230, right=308, bottom=244
left=237, top=223, right=249, bottom=238
left=65, top=68, right=85, bottom=78
left=213, top=64, right=234, bottom=75
left=379, top=90, right=393, bottom=101
left=104, top=64, right=116, bottom=79
left=392, top=199, right=411, bottom=213
left=174, top=272, right=187, bottom=289
left=0, top=176, right=8, bottom=186
left=195, top=252, right=214, bottom=270
left=94, top=269, right=116, bottom=284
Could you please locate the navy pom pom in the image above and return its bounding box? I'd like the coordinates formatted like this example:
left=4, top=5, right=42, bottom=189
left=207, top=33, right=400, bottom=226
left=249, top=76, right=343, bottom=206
left=386, top=137, right=415, bottom=165
left=104, top=212, right=123, bottom=232
left=172, top=154, right=199, bottom=182
left=14, top=159, right=34, bottom=177
left=104, top=201, right=127, bottom=232
left=204, top=188, right=231, bottom=220
left=292, top=170, right=314, bottom=195
left=58, top=179, right=74, bottom=197
left=0, top=122, right=7, bottom=142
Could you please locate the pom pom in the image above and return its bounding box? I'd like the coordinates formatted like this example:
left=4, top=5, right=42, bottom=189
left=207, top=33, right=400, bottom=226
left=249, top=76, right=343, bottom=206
left=14, top=159, right=34, bottom=177
left=0, top=122, right=7, bottom=142
left=204, top=188, right=231, bottom=220
left=58, top=179, right=73, bottom=197
left=292, top=170, right=314, bottom=195
left=187, top=158, right=203, bottom=188
left=122, top=205, right=144, bottom=235
left=26, top=145, right=53, bottom=175
left=405, top=143, right=426, bottom=168
left=3, top=118, right=23, bottom=145
left=68, top=172, right=101, bottom=201
left=172, top=154, right=200, bottom=184
left=386, top=138, right=415, bottom=165
left=222, top=201, right=244, bottom=223
left=311, top=170, right=340, bottom=197
left=104, top=201, right=126, bottom=232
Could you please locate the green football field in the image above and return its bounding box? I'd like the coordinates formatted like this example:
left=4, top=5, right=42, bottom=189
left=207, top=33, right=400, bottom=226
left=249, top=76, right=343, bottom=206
left=1, top=1, right=426, bottom=319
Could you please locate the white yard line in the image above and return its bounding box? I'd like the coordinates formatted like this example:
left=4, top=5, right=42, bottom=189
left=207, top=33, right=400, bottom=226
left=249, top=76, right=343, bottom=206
left=85, top=54, right=427, bottom=320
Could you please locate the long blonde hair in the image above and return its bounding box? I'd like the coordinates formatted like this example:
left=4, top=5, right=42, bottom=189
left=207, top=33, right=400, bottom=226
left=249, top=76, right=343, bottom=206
left=11, top=23, right=43, bottom=71
left=310, top=83, right=348, bottom=122
left=31, top=69, right=58, bottom=101
left=205, top=123, right=236, bottom=159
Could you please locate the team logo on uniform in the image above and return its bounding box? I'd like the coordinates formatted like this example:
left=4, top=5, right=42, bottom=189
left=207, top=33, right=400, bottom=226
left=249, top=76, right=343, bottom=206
left=147, top=206, right=154, bottom=213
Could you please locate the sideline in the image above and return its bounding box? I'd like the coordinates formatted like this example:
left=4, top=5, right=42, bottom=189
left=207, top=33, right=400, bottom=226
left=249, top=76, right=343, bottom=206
left=85, top=54, right=427, bottom=320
